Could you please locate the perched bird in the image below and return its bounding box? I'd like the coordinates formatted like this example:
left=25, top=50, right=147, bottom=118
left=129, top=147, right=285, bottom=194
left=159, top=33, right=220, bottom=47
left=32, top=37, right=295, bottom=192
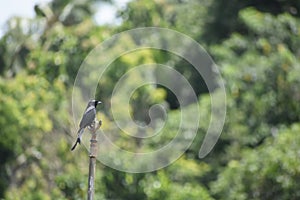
left=71, top=100, right=101, bottom=151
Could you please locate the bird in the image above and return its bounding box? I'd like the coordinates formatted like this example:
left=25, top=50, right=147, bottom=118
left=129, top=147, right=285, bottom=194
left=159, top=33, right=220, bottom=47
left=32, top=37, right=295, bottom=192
left=71, top=100, right=102, bottom=151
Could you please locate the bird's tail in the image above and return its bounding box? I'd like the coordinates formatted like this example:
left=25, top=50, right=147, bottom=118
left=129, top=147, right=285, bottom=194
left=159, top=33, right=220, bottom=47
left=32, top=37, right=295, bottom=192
left=71, top=128, right=84, bottom=151
left=71, top=138, right=80, bottom=151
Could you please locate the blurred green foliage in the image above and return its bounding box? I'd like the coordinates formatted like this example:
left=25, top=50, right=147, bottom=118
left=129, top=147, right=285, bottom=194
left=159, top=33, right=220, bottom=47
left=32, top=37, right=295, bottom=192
left=0, top=0, right=300, bottom=199
left=211, top=124, right=300, bottom=200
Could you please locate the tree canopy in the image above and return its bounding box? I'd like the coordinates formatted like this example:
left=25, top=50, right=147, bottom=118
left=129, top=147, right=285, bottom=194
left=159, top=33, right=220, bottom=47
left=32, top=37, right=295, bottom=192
left=0, top=0, right=300, bottom=199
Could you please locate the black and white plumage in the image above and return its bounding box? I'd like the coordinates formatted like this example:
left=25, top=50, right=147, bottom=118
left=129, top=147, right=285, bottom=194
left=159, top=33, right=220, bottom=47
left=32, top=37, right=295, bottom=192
left=71, top=100, right=101, bottom=151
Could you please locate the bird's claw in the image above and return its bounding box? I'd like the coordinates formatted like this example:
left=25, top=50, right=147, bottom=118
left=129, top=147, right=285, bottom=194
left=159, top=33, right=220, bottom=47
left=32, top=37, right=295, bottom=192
left=87, top=119, right=101, bottom=131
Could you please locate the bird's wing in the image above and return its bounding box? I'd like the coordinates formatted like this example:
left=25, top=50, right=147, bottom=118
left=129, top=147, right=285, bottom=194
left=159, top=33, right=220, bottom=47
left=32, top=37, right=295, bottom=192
left=79, top=107, right=96, bottom=128
left=84, top=105, right=95, bottom=115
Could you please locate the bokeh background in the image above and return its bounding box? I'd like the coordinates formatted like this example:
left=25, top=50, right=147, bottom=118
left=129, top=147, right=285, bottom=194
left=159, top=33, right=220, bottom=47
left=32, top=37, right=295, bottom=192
left=1, top=0, right=300, bottom=199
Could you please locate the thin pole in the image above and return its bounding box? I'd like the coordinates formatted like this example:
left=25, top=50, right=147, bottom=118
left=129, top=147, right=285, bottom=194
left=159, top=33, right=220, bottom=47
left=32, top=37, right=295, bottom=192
left=87, top=120, right=101, bottom=200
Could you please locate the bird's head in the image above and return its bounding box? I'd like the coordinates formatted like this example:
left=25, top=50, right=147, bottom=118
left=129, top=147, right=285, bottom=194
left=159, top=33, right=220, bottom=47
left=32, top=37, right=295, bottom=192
left=89, top=99, right=102, bottom=107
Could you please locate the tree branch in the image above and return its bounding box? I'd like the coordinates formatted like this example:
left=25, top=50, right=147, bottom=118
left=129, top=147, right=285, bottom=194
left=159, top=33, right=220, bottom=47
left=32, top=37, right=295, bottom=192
left=87, top=119, right=101, bottom=200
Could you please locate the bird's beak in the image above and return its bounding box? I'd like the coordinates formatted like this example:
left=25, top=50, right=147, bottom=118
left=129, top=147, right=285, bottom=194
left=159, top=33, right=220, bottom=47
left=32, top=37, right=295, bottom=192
left=97, top=101, right=102, bottom=104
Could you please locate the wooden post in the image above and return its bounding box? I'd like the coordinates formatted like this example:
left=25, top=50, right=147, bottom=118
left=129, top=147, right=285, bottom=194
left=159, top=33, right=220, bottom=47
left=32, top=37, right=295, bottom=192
left=87, top=120, right=101, bottom=200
